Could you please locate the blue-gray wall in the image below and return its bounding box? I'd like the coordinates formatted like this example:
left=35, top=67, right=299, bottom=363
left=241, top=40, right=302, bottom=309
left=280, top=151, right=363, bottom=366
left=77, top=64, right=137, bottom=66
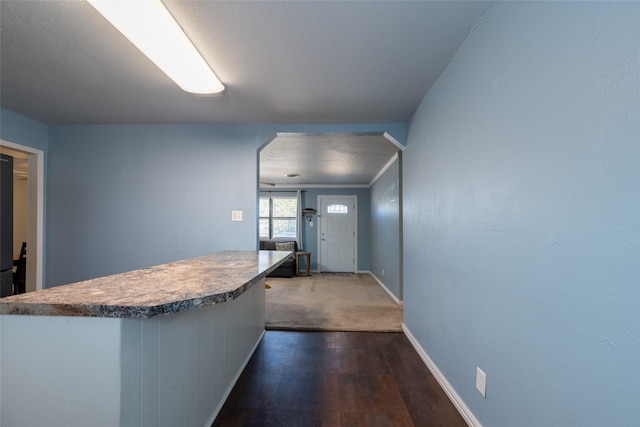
left=1, top=109, right=48, bottom=152
left=403, top=2, right=639, bottom=426
left=46, top=123, right=403, bottom=287
left=47, top=124, right=261, bottom=286
left=370, top=157, right=401, bottom=300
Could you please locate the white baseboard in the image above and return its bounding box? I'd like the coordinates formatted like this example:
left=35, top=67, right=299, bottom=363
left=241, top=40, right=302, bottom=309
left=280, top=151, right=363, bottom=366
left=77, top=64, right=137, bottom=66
left=402, top=324, right=481, bottom=427
left=367, top=271, right=403, bottom=305
left=313, top=270, right=403, bottom=306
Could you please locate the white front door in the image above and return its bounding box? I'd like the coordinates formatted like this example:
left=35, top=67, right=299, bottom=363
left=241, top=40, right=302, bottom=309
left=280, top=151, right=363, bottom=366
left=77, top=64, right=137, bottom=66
left=318, top=195, right=356, bottom=272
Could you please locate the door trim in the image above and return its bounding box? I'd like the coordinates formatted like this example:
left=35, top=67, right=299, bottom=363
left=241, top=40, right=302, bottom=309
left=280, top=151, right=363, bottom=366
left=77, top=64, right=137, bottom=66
left=317, top=195, right=357, bottom=273
left=0, top=140, right=44, bottom=292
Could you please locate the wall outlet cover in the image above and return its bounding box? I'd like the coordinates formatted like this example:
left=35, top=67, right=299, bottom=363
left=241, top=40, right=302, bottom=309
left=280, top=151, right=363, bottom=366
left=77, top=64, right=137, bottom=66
left=231, top=211, right=243, bottom=222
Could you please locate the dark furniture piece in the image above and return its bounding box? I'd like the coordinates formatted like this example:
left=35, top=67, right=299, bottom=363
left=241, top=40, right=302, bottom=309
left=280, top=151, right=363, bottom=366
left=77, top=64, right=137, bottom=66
left=259, top=240, right=298, bottom=278
left=0, top=154, right=13, bottom=298
left=13, top=242, right=26, bottom=294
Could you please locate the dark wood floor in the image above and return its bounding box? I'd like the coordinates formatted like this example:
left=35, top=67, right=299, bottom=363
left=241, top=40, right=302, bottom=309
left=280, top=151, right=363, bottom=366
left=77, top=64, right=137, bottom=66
left=212, top=331, right=466, bottom=427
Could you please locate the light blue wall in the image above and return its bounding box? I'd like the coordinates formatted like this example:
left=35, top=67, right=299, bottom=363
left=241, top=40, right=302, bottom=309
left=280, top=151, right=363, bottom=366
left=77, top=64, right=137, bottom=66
left=46, top=123, right=401, bottom=287
left=1, top=109, right=48, bottom=151
left=47, top=124, right=263, bottom=286
left=403, top=2, right=639, bottom=426
left=370, top=158, right=401, bottom=299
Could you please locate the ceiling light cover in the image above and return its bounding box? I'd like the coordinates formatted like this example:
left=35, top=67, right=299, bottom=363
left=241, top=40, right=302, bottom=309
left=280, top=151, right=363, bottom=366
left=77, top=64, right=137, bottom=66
left=87, top=0, right=224, bottom=94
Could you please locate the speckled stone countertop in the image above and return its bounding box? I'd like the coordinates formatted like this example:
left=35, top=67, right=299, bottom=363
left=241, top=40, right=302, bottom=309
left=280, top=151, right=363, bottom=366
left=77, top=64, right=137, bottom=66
left=0, top=250, right=290, bottom=318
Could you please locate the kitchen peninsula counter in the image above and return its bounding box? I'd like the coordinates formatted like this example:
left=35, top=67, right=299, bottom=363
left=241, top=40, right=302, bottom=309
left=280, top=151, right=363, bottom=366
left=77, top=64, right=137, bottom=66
left=0, top=250, right=290, bottom=427
left=0, top=250, right=290, bottom=318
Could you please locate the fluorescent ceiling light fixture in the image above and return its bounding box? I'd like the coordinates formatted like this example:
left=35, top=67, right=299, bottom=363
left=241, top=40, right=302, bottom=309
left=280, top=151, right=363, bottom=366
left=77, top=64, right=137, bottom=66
left=88, top=0, right=224, bottom=94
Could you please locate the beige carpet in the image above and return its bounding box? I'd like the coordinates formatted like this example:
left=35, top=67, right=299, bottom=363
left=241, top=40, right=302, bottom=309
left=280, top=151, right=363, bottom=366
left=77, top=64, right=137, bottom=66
left=265, top=273, right=403, bottom=332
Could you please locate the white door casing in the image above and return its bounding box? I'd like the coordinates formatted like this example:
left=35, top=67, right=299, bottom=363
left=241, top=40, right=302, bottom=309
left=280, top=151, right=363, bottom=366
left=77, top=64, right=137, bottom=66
left=317, top=195, right=356, bottom=273
left=0, top=140, right=44, bottom=292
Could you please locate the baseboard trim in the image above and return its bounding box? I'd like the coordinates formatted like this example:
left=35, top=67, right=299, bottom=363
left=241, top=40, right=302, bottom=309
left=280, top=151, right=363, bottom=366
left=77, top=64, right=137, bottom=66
left=367, top=271, right=403, bottom=305
left=402, top=323, right=481, bottom=427
left=204, top=329, right=266, bottom=427
left=312, top=270, right=403, bottom=306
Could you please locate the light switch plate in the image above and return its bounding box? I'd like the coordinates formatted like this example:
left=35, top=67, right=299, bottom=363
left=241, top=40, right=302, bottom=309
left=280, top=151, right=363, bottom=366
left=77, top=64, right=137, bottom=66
left=476, top=367, right=486, bottom=397
left=231, top=210, right=243, bottom=222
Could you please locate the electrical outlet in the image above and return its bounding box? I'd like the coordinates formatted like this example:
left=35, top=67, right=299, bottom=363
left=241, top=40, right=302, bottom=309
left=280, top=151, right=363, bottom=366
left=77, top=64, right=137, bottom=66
left=231, top=210, right=243, bottom=222
left=476, top=367, right=486, bottom=397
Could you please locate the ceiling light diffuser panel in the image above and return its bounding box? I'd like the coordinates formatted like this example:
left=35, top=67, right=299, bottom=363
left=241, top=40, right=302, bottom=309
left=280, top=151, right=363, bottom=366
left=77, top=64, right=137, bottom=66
left=87, top=0, right=225, bottom=94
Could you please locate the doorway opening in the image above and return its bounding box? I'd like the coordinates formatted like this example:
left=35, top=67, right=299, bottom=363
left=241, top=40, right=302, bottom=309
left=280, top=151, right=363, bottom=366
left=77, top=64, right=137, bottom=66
left=0, top=140, right=44, bottom=292
left=317, top=195, right=357, bottom=273
left=257, top=131, right=404, bottom=300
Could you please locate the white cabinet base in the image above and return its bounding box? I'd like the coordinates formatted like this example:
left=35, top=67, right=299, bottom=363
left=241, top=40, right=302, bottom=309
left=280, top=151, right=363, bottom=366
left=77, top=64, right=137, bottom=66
left=0, top=280, right=265, bottom=427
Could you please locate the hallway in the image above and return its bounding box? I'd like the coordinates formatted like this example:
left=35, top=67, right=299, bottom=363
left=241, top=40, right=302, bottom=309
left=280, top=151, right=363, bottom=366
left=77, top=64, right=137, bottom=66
left=213, top=331, right=466, bottom=426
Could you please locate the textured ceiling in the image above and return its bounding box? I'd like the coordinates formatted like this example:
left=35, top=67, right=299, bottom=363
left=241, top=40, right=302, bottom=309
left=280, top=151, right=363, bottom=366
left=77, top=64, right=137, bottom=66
left=260, top=133, right=401, bottom=187
left=0, top=1, right=489, bottom=186
left=0, top=0, right=489, bottom=125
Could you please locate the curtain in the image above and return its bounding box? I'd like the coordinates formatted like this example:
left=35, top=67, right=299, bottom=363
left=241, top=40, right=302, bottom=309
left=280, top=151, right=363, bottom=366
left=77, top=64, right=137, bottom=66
left=296, top=189, right=303, bottom=249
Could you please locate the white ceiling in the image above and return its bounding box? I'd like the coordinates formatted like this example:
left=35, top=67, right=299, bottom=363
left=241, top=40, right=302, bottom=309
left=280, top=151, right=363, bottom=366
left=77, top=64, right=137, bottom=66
left=0, top=0, right=489, bottom=185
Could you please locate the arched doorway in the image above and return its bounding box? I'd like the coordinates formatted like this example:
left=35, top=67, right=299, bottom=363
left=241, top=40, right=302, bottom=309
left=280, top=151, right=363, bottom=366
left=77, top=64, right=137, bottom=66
left=257, top=131, right=404, bottom=301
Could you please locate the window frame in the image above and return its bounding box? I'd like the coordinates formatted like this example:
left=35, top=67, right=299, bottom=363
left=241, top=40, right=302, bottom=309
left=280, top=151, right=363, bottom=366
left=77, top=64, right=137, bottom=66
left=259, top=195, right=298, bottom=239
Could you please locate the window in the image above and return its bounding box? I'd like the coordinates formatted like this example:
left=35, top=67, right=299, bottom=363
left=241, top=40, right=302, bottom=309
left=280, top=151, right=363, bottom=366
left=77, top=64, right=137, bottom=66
left=327, top=204, right=348, bottom=214
left=260, top=196, right=297, bottom=238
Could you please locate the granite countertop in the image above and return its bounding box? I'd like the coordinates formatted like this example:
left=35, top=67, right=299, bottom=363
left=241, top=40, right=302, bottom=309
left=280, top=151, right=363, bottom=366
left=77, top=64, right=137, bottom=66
left=0, top=250, right=290, bottom=319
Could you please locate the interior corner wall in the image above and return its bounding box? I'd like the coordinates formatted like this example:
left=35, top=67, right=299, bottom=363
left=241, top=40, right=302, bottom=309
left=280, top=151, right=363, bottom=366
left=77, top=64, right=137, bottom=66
left=403, top=2, right=639, bottom=426
left=0, top=109, right=49, bottom=152
left=370, top=158, right=401, bottom=300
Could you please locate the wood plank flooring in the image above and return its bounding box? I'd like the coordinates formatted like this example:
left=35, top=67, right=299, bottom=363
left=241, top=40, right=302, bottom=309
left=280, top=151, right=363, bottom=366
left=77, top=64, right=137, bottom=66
left=212, top=331, right=466, bottom=427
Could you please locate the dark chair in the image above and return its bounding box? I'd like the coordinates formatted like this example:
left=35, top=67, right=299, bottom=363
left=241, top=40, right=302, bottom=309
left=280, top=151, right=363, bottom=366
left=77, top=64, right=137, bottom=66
left=13, top=242, right=26, bottom=294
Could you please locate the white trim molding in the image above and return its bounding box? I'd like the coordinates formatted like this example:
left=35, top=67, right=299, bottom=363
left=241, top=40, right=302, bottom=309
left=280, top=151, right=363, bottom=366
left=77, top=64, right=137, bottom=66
left=0, top=139, right=45, bottom=292
left=368, top=271, right=402, bottom=305
left=261, top=183, right=370, bottom=190
left=369, top=152, right=399, bottom=187
left=402, top=323, right=482, bottom=427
